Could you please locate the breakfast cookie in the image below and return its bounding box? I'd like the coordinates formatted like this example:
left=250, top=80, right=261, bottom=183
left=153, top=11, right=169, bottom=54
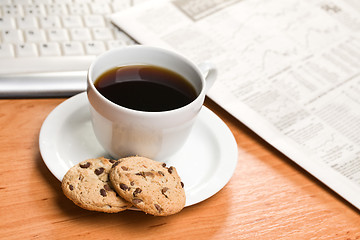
left=110, top=156, right=185, bottom=216
left=61, top=157, right=132, bottom=213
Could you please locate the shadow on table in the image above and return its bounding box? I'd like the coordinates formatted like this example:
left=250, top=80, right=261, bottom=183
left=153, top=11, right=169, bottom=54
left=35, top=147, right=231, bottom=238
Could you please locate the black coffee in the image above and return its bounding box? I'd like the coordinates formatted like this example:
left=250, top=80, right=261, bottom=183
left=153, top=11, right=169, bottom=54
left=94, top=65, right=197, bottom=112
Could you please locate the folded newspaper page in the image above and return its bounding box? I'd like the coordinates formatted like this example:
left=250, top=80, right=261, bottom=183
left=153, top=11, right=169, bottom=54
left=112, top=0, right=360, bottom=210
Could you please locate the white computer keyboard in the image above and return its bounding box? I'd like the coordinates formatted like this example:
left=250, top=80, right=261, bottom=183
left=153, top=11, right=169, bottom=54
left=0, top=0, right=143, bottom=97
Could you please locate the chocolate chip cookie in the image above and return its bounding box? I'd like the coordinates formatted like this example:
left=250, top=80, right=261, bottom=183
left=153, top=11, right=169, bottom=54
left=61, top=157, right=132, bottom=213
left=110, top=156, right=185, bottom=216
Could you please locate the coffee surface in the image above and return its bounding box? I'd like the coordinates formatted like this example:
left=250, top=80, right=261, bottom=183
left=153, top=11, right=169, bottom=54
left=94, top=65, right=197, bottom=112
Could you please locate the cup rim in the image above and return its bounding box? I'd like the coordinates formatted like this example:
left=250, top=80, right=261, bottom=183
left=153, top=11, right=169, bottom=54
left=87, top=45, right=207, bottom=115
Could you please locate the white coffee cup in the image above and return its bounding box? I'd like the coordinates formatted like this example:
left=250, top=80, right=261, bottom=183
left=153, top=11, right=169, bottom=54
left=87, top=45, right=217, bottom=160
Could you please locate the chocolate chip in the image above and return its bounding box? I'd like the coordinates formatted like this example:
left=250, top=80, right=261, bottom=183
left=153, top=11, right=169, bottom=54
left=154, top=204, right=162, bottom=213
left=161, top=187, right=169, bottom=194
left=168, top=166, right=174, bottom=174
left=133, top=188, right=142, bottom=197
left=69, top=184, right=74, bottom=191
left=100, top=188, right=107, bottom=197
left=94, top=167, right=104, bottom=175
left=144, top=171, right=154, bottom=178
left=104, top=184, right=112, bottom=191
left=130, top=181, right=135, bottom=186
left=121, top=166, right=129, bottom=171
left=79, top=162, right=90, bottom=168
left=181, top=182, right=184, bottom=188
left=158, top=171, right=164, bottom=176
left=132, top=198, right=143, bottom=204
left=136, top=171, right=154, bottom=178
left=120, top=183, right=129, bottom=191
left=135, top=172, right=145, bottom=177
left=162, top=163, right=166, bottom=168
left=109, top=159, right=117, bottom=163
left=161, top=187, right=169, bottom=198
left=112, top=161, right=120, bottom=168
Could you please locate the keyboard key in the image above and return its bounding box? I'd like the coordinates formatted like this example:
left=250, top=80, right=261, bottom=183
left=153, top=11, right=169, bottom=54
left=84, top=41, right=106, bottom=55
left=15, top=43, right=38, bottom=57
left=111, top=0, right=131, bottom=11
left=0, top=16, right=16, bottom=29
left=46, top=4, right=67, bottom=15
left=23, top=4, right=46, bottom=15
left=68, top=3, right=90, bottom=15
left=83, top=15, right=106, bottom=27
left=3, top=4, right=23, bottom=15
left=70, top=28, right=91, bottom=41
left=53, top=0, right=72, bottom=4
left=13, top=0, right=31, bottom=4
left=24, top=29, right=46, bottom=42
left=1, top=29, right=23, bottom=43
left=0, top=43, right=14, bottom=58
left=39, top=42, right=61, bottom=56
left=47, top=28, right=69, bottom=41
left=90, top=3, right=112, bottom=14
left=62, top=41, right=84, bottom=55
left=62, top=16, right=83, bottom=28
left=39, top=16, right=61, bottom=28
left=16, top=16, right=39, bottom=29
left=73, top=0, right=92, bottom=3
left=0, top=0, right=12, bottom=4
left=92, top=27, right=113, bottom=40
left=32, top=0, right=52, bottom=4
left=107, top=39, right=129, bottom=49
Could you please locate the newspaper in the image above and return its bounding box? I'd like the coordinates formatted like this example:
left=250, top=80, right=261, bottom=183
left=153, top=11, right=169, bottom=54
left=112, top=0, right=360, bottom=210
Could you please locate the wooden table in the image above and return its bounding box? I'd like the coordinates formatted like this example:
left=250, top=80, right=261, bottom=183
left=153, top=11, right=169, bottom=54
left=0, top=96, right=359, bottom=240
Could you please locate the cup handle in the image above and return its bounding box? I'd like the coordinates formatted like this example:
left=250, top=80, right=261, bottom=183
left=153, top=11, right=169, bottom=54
left=198, top=61, right=217, bottom=94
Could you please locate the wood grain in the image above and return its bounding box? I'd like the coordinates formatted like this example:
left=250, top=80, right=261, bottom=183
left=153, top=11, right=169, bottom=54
left=0, top=97, right=359, bottom=240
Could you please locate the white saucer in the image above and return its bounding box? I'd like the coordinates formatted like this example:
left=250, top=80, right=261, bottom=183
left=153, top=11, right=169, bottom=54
left=39, top=92, right=238, bottom=207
